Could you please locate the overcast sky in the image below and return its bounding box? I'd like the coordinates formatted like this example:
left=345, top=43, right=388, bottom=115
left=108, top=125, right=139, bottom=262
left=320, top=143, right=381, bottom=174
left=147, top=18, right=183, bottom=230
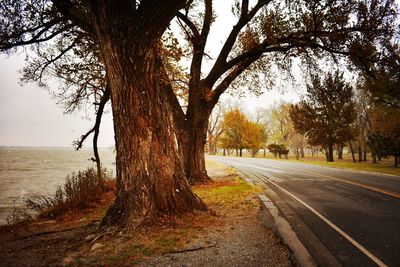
left=0, top=3, right=301, bottom=148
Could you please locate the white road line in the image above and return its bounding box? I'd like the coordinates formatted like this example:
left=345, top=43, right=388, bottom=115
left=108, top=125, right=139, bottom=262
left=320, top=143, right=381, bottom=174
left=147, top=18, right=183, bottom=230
left=250, top=165, right=289, bottom=173
left=260, top=175, right=388, bottom=267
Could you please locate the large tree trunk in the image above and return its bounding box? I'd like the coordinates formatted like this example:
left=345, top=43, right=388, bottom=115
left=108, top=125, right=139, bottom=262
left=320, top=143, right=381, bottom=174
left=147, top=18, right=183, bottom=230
left=102, top=52, right=206, bottom=227
left=179, top=110, right=211, bottom=184
left=92, top=4, right=206, bottom=229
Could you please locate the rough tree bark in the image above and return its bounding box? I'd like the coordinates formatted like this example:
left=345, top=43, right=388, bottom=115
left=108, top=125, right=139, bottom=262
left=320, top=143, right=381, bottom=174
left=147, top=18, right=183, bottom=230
left=179, top=109, right=212, bottom=184
left=101, top=49, right=206, bottom=227
left=86, top=1, right=207, bottom=229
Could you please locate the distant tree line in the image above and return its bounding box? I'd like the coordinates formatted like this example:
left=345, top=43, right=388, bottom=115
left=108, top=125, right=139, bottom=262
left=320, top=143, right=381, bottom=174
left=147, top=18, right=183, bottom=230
left=211, top=68, right=400, bottom=167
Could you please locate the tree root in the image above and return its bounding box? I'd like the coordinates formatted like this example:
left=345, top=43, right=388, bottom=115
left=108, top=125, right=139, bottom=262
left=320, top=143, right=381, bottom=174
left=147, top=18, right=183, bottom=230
left=20, top=226, right=81, bottom=240
left=169, top=241, right=218, bottom=254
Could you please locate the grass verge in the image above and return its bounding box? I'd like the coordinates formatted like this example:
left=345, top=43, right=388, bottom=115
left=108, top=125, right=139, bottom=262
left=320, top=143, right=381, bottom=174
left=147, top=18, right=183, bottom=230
left=278, top=158, right=400, bottom=176
left=213, top=152, right=400, bottom=176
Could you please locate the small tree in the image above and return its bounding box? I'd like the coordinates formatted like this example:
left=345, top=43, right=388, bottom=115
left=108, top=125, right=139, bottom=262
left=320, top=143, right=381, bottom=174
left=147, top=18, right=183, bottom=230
left=267, top=143, right=289, bottom=159
left=290, top=71, right=356, bottom=162
left=254, top=107, right=271, bottom=157
left=220, top=109, right=248, bottom=157
left=207, top=102, right=225, bottom=155
left=269, top=103, right=293, bottom=146
left=220, top=109, right=266, bottom=157
left=244, top=122, right=266, bottom=157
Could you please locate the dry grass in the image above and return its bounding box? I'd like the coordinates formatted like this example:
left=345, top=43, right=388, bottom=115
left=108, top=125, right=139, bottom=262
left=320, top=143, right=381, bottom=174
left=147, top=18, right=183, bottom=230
left=25, top=168, right=114, bottom=220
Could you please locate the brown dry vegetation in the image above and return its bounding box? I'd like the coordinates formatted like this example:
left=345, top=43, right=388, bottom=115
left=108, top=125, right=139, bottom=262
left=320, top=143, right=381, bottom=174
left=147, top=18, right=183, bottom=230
left=0, top=167, right=290, bottom=267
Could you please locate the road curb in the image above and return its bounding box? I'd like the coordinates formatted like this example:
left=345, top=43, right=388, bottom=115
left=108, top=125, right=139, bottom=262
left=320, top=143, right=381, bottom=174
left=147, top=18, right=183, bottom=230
left=258, top=194, right=317, bottom=267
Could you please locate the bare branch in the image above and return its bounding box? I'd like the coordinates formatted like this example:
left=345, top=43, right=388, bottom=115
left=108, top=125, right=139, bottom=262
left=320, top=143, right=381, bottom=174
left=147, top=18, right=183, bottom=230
left=177, top=12, right=200, bottom=40
left=206, top=0, right=273, bottom=85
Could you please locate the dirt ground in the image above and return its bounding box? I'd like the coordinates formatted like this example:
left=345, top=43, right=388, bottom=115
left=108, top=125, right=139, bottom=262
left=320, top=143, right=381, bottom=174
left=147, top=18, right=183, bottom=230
left=0, top=164, right=291, bottom=267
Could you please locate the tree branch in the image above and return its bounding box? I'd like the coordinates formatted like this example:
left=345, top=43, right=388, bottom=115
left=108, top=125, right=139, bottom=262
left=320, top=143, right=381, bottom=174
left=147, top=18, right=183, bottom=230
left=0, top=24, right=74, bottom=51
left=205, top=0, right=272, bottom=86
left=73, top=86, right=110, bottom=151
left=37, top=40, right=77, bottom=85
left=176, top=11, right=200, bottom=40
left=156, top=56, right=187, bottom=130
left=187, top=0, right=213, bottom=99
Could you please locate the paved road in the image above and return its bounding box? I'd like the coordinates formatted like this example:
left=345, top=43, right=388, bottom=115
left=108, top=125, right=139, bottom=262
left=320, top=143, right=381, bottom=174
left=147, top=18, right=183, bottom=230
left=208, top=156, right=400, bottom=267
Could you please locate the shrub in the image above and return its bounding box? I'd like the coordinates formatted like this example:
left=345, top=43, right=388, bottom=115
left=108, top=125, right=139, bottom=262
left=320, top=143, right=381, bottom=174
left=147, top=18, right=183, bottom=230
left=6, top=200, right=33, bottom=227
left=26, top=167, right=113, bottom=219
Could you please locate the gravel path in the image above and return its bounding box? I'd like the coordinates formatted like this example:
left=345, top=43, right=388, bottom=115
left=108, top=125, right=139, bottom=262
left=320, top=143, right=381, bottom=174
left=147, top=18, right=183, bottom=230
left=143, top=212, right=291, bottom=267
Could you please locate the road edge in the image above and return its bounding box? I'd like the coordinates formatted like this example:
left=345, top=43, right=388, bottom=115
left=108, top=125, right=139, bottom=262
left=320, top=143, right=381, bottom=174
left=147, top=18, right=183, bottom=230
left=257, top=194, right=317, bottom=267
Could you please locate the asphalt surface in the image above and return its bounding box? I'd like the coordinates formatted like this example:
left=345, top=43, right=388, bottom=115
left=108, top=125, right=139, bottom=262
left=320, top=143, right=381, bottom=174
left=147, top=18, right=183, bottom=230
left=208, top=156, right=400, bottom=267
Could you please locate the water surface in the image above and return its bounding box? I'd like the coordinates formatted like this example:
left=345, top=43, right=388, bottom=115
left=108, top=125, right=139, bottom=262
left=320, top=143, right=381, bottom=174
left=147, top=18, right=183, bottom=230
left=0, top=147, right=115, bottom=224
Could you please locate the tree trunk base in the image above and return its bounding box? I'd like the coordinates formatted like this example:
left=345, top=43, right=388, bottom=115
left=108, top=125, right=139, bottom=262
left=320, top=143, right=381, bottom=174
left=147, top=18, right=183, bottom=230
left=101, top=189, right=207, bottom=231
left=188, top=174, right=212, bottom=185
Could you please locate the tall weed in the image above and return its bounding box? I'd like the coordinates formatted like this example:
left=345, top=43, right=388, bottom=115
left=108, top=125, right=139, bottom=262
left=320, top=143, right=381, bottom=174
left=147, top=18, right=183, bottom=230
left=26, top=167, right=112, bottom=219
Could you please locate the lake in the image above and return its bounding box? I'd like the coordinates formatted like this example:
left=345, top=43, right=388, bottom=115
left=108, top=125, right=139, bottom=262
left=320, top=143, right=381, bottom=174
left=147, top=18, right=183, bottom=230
left=0, top=147, right=116, bottom=224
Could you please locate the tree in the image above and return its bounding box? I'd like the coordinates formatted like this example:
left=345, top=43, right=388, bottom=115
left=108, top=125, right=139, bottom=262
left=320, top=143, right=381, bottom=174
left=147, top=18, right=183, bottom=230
left=1, top=0, right=207, bottom=230
left=368, top=106, right=400, bottom=167
left=289, top=133, right=307, bottom=160
left=254, top=107, right=271, bottom=157
left=362, top=44, right=400, bottom=110
left=289, top=71, right=356, bottom=162
left=1, top=0, right=397, bottom=228
left=15, top=9, right=111, bottom=181
left=353, top=88, right=371, bottom=162
left=207, top=102, right=224, bottom=155
left=219, top=108, right=265, bottom=157
left=171, top=0, right=399, bottom=183
left=220, top=109, right=248, bottom=157
left=244, top=121, right=266, bottom=157
left=268, top=102, right=307, bottom=159
left=269, top=103, right=293, bottom=146
left=267, top=143, right=289, bottom=159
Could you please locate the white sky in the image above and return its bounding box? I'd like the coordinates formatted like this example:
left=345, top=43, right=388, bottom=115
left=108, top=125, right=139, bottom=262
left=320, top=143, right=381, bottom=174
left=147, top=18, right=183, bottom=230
left=0, top=2, right=302, bottom=147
